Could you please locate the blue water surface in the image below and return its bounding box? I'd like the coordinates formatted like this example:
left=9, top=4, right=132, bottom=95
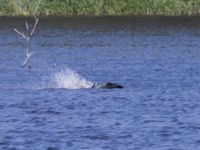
left=0, top=17, right=200, bottom=150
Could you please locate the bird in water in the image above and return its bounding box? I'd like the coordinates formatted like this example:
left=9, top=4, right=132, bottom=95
left=92, top=82, right=123, bottom=89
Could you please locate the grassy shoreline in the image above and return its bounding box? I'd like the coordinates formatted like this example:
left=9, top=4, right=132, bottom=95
left=0, top=0, right=200, bottom=16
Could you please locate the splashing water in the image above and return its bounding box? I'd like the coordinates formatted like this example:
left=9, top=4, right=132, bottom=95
left=53, top=68, right=93, bottom=89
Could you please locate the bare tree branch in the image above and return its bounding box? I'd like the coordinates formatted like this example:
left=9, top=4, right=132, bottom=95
left=30, top=18, right=39, bottom=36
left=26, top=38, right=30, bottom=54
left=25, top=22, right=29, bottom=34
left=22, top=52, right=33, bottom=68
left=14, top=0, right=41, bottom=69
left=34, top=0, right=41, bottom=18
left=14, top=28, right=27, bottom=39
left=31, top=0, right=41, bottom=36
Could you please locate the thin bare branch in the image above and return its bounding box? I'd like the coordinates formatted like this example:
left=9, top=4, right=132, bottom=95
left=14, top=0, right=41, bottom=69
left=14, top=28, right=27, bottom=39
left=34, top=0, right=41, bottom=18
left=26, top=39, right=30, bottom=55
left=25, top=22, right=29, bottom=32
left=30, top=18, right=39, bottom=36
left=22, top=56, right=29, bottom=68
left=31, top=0, right=41, bottom=36
left=22, top=52, right=33, bottom=68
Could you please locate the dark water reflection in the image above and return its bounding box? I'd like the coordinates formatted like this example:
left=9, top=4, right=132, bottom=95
left=0, top=16, right=200, bottom=150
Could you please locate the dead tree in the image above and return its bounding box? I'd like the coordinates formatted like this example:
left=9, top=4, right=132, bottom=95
left=14, top=0, right=41, bottom=69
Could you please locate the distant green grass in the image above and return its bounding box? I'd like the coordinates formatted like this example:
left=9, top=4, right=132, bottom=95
left=0, top=0, right=200, bottom=16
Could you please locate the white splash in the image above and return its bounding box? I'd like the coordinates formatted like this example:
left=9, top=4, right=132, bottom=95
left=53, top=68, right=93, bottom=89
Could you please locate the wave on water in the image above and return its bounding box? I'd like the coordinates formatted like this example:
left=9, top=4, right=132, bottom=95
left=52, top=68, right=93, bottom=89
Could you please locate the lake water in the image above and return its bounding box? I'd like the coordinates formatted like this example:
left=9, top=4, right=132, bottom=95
left=0, top=16, right=200, bottom=150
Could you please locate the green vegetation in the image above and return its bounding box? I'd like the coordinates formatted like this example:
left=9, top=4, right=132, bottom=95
left=0, top=0, right=200, bottom=16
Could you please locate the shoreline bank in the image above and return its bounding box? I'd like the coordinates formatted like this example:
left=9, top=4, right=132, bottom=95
left=0, top=0, right=199, bottom=17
